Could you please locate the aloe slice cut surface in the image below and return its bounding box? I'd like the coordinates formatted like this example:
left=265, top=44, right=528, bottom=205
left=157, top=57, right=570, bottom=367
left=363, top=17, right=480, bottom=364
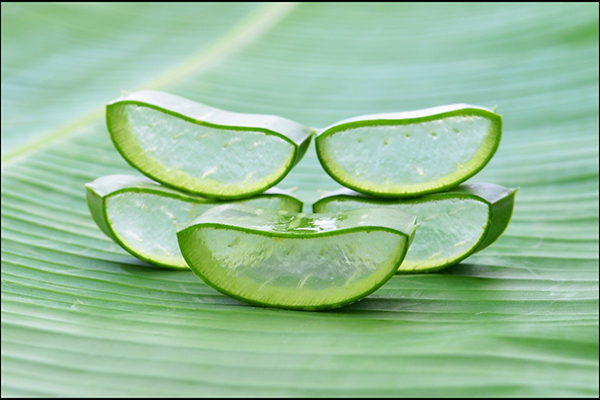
left=177, top=204, right=417, bottom=310
left=313, top=183, right=516, bottom=273
left=106, top=91, right=313, bottom=199
left=86, top=175, right=303, bottom=269
left=315, top=105, right=502, bottom=197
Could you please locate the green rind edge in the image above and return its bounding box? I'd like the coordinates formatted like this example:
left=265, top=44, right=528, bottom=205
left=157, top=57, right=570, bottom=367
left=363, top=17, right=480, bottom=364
left=472, top=187, right=518, bottom=252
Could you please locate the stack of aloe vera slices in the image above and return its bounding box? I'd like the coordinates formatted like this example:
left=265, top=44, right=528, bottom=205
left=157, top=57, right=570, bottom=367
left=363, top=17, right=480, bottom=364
left=86, top=90, right=515, bottom=310
left=313, top=105, right=517, bottom=273
left=89, top=90, right=314, bottom=272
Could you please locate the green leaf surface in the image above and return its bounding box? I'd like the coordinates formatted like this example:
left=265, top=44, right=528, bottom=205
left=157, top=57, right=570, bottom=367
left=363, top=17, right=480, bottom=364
left=2, top=2, right=598, bottom=397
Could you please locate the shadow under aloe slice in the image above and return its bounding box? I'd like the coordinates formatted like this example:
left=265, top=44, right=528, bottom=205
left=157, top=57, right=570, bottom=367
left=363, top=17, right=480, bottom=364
left=315, top=104, right=502, bottom=197
left=313, top=183, right=517, bottom=273
left=85, top=174, right=303, bottom=269
left=177, top=204, right=417, bottom=310
left=106, top=90, right=313, bottom=200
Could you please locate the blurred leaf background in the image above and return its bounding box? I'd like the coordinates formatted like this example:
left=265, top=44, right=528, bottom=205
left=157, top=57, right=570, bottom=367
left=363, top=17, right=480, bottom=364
left=1, top=2, right=598, bottom=397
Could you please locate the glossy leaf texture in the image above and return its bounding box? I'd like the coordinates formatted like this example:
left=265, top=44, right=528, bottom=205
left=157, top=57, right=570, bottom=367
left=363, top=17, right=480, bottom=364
left=1, top=3, right=598, bottom=397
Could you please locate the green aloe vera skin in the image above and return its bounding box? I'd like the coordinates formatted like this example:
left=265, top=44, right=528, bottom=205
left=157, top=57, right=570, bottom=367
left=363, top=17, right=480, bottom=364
left=86, top=175, right=303, bottom=269
left=177, top=204, right=417, bottom=310
left=315, top=104, right=502, bottom=197
left=106, top=91, right=313, bottom=200
left=313, top=183, right=516, bottom=273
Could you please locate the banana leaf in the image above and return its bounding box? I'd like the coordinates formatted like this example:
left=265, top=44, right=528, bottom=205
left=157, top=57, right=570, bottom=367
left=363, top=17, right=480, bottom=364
left=2, top=3, right=598, bottom=397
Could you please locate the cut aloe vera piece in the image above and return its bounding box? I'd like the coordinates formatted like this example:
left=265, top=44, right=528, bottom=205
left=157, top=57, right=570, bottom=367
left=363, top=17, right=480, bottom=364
left=86, top=175, right=303, bottom=269
left=177, top=204, right=417, bottom=310
left=106, top=91, right=313, bottom=199
left=315, top=104, right=502, bottom=197
left=313, top=183, right=516, bottom=273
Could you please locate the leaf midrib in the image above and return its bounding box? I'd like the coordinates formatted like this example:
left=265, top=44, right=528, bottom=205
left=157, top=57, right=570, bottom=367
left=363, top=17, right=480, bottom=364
left=0, top=2, right=297, bottom=165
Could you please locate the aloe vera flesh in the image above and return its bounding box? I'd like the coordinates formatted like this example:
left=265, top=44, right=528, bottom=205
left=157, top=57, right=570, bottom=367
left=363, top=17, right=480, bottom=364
left=107, top=91, right=313, bottom=199
left=177, top=204, right=417, bottom=310
left=313, top=183, right=516, bottom=273
left=316, top=105, right=502, bottom=197
left=86, top=175, right=303, bottom=269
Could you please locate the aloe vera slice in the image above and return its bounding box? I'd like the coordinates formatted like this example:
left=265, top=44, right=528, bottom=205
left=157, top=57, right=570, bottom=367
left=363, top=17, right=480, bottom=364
left=315, top=104, right=502, bottom=197
left=177, top=204, right=417, bottom=310
left=313, top=183, right=516, bottom=273
left=106, top=91, right=313, bottom=199
left=86, top=175, right=303, bottom=269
